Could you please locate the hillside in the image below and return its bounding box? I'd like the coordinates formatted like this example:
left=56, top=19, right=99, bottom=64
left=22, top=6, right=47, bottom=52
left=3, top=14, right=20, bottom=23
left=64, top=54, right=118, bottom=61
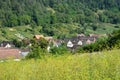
left=0, top=0, right=120, bottom=40
left=0, top=49, right=120, bottom=80
left=0, top=23, right=120, bottom=41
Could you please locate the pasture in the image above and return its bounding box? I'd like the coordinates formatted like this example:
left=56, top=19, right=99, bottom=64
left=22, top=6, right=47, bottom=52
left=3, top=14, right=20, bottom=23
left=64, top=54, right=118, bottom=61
left=0, top=49, right=120, bottom=80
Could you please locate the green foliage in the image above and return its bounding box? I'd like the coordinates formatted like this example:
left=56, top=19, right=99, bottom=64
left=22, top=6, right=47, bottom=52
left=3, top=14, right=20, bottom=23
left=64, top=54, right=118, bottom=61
left=13, top=39, right=23, bottom=48
left=82, top=39, right=109, bottom=53
left=108, top=29, right=120, bottom=49
left=26, top=38, right=48, bottom=59
left=0, top=0, right=120, bottom=27
left=26, top=46, right=46, bottom=59
left=38, top=38, right=49, bottom=49
left=0, top=0, right=120, bottom=40
left=50, top=45, right=69, bottom=55
left=18, top=15, right=31, bottom=25
left=13, top=39, right=30, bottom=48
left=0, top=0, right=120, bottom=41
left=77, top=29, right=120, bottom=53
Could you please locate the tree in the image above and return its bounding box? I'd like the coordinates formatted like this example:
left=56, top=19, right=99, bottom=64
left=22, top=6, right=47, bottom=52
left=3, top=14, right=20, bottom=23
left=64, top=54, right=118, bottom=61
left=50, top=44, right=69, bottom=55
left=13, top=39, right=23, bottom=48
left=18, top=15, right=31, bottom=25
left=50, top=14, right=57, bottom=24
left=7, top=14, right=18, bottom=27
left=91, top=24, right=98, bottom=31
left=26, top=38, right=48, bottom=59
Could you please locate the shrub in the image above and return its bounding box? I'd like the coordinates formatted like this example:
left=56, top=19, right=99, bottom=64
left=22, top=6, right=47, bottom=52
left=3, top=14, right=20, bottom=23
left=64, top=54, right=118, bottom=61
left=78, top=37, right=109, bottom=53
left=26, top=38, right=48, bottom=59
left=13, top=39, right=23, bottom=48
left=77, top=29, right=120, bottom=53
left=26, top=47, right=46, bottom=59
left=108, top=29, right=120, bottom=49
left=50, top=45, right=69, bottom=55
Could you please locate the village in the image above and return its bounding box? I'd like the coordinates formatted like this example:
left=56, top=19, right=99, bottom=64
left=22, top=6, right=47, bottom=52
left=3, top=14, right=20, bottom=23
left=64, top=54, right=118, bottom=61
left=0, top=33, right=107, bottom=61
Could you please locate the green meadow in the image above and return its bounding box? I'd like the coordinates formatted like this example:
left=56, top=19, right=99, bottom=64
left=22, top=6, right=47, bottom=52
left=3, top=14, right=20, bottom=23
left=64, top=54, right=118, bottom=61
left=0, top=49, right=120, bottom=80
left=0, top=23, right=119, bottom=41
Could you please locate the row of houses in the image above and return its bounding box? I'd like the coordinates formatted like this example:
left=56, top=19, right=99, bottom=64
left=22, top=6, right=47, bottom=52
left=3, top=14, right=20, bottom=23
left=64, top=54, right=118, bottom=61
left=64, top=33, right=107, bottom=50
left=0, top=34, right=107, bottom=60
left=33, top=34, right=63, bottom=47
left=0, top=35, right=60, bottom=60
left=65, top=36, right=96, bottom=49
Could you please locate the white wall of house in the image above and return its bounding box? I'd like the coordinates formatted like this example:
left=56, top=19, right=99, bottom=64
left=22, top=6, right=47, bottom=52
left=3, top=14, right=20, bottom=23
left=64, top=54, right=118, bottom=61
left=77, top=40, right=83, bottom=46
left=5, top=44, right=11, bottom=48
left=21, top=52, right=29, bottom=57
left=47, top=46, right=50, bottom=52
left=67, top=40, right=73, bottom=48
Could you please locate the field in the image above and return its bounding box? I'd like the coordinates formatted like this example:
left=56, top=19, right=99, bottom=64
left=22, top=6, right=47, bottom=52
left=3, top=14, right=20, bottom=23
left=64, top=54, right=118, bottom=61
left=0, top=49, right=120, bottom=80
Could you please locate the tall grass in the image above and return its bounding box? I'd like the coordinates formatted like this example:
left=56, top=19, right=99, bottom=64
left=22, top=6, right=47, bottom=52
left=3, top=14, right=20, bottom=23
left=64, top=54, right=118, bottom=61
left=0, top=49, right=120, bottom=80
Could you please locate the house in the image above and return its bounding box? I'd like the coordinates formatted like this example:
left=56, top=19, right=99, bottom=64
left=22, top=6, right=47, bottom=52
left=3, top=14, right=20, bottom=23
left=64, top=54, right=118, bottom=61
left=0, top=41, right=15, bottom=48
left=52, top=39, right=63, bottom=47
left=77, top=33, right=85, bottom=37
left=20, top=48, right=30, bottom=57
left=33, top=35, right=53, bottom=42
left=86, top=39, right=91, bottom=44
left=0, top=47, right=21, bottom=59
left=67, top=40, right=74, bottom=48
left=33, top=35, right=44, bottom=40
left=77, top=40, right=83, bottom=46
left=33, top=35, right=63, bottom=52
left=78, top=36, right=96, bottom=44
left=64, top=36, right=97, bottom=50
left=64, top=37, right=80, bottom=49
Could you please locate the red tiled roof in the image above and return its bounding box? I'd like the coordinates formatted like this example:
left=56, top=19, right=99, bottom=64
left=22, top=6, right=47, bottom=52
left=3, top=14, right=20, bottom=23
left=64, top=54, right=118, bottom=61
left=0, top=48, right=21, bottom=59
left=34, top=35, right=44, bottom=39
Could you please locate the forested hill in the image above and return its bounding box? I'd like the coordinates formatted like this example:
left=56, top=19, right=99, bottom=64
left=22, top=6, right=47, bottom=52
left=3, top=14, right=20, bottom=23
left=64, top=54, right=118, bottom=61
left=0, top=0, right=120, bottom=39
left=0, top=0, right=120, bottom=27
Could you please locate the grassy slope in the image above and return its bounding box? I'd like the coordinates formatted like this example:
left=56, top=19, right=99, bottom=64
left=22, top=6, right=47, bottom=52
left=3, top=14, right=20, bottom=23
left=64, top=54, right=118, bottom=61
left=0, top=49, right=120, bottom=80
left=0, top=25, right=42, bottom=41
left=0, top=23, right=120, bottom=41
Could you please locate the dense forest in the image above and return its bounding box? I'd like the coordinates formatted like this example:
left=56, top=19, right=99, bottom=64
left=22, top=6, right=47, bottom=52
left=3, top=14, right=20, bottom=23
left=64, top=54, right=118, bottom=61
left=0, top=0, right=120, bottom=39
